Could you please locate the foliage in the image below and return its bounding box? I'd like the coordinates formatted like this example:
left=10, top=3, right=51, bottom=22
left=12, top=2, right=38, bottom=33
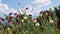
left=0, top=6, right=60, bottom=34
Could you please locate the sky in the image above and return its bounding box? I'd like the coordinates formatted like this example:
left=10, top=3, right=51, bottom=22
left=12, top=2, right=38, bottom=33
left=0, top=0, right=60, bottom=18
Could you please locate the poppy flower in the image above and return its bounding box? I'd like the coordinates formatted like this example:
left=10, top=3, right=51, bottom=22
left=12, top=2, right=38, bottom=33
left=17, top=14, right=22, bottom=18
left=9, top=13, right=13, bottom=15
left=32, top=18, right=37, bottom=22
left=14, top=13, right=17, bottom=15
left=35, top=23, right=40, bottom=26
left=23, top=16, right=27, bottom=19
left=48, top=13, right=52, bottom=16
left=0, top=18, right=5, bottom=21
left=9, top=16, right=14, bottom=19
left=8, top=20, right=11, bottom=22
left=28, top=14, right=32, bottom=16
left=40, top=11, right=43, bottom=14
left=25, top=7, right=29, bottom=10
left=32, top=18, right=36, bottom=20
left=36, top=17, right=40, bottom=21
left=49, top=20, right=54, bottom=23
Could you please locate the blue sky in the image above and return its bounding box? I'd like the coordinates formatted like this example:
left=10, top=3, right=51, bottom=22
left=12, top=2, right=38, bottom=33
left=1, top=0, right=60, bottom=9
left=2, top=0, right=33, bottom=9
left=0, top=0, right=60, bottom=17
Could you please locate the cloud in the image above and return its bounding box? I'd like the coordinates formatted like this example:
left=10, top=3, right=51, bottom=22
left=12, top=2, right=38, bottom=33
left=26, top=0, right=52, bottom=17
left=0, top=0, right=34, bottom=17
left=0, top=0, right=18, bottom=15
left=0, top=3, right=18, bottom=14
left=32, top=0, right=51, bottom=8
left=0, top=0, right=52, bottom=17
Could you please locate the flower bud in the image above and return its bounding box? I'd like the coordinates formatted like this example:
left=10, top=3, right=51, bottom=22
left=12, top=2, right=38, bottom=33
left=49, top=20, right=54, bottom=23
left=22, top=19, right=24, bottom=22
left=35, top=23, right=40, bottom=26
left=23, top=16, right=27, bottom=19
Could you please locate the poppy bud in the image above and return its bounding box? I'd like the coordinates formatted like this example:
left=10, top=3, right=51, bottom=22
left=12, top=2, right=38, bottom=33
left=23, top=16, right=27, bottom=19
left=28, top=14, right=32, bottom=16
left=35, top=23, right=40, bottom=26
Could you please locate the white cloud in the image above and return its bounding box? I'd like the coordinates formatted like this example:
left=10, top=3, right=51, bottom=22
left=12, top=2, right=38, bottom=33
left=2, top=4, right=9, bottom=10
left=27, top=0, right=52, bottom=17
left=32, top=0, right=51, bottom=8
left=0, top=0, right=18, bottom=15
left=0, top=0, right=52, bottom=17
left=0, top=0, right=34, bottom=17
left=0, top=3, right=18, bottom=14
left=0, top=4, right=9, bottom=14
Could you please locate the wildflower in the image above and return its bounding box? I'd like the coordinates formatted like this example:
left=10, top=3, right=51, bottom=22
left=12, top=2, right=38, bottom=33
left=33, top=18, right=36, bottom=20
left=23, top=16, right=27, bottom=19
left=48, top=13, right=52, bottom=16
left=25, top=7, right=29, bottom=10
left=22, top=19, right=27, bottom=23
left=46, top=12, right=48, bottom=15
left=22, top=19, right=24, bottom=22
left=8, top=20, right=11, bottom=22
left=36, top=17, right=40, bottom=21
left=9, top=13, right=13, bottom=15
left=35, top=23, right=40, bottom=26
left=9, top=16, right=13, bottom=19
left=49, top=20, right=54, bottom=23
left=7, top=28, right=10, bottom=30
left=17, top=14, right=22, bottom=18
left=14, top=13, right=17, bottom=15
left=40, top=11, right=43, bottom=14
left=28, top=14, right=32, bottom=16
left=32, top=18, right=37, bottom=23
left=40, top=11, right=43, bottom=16
left=0, top=18, right=5, bottom=21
